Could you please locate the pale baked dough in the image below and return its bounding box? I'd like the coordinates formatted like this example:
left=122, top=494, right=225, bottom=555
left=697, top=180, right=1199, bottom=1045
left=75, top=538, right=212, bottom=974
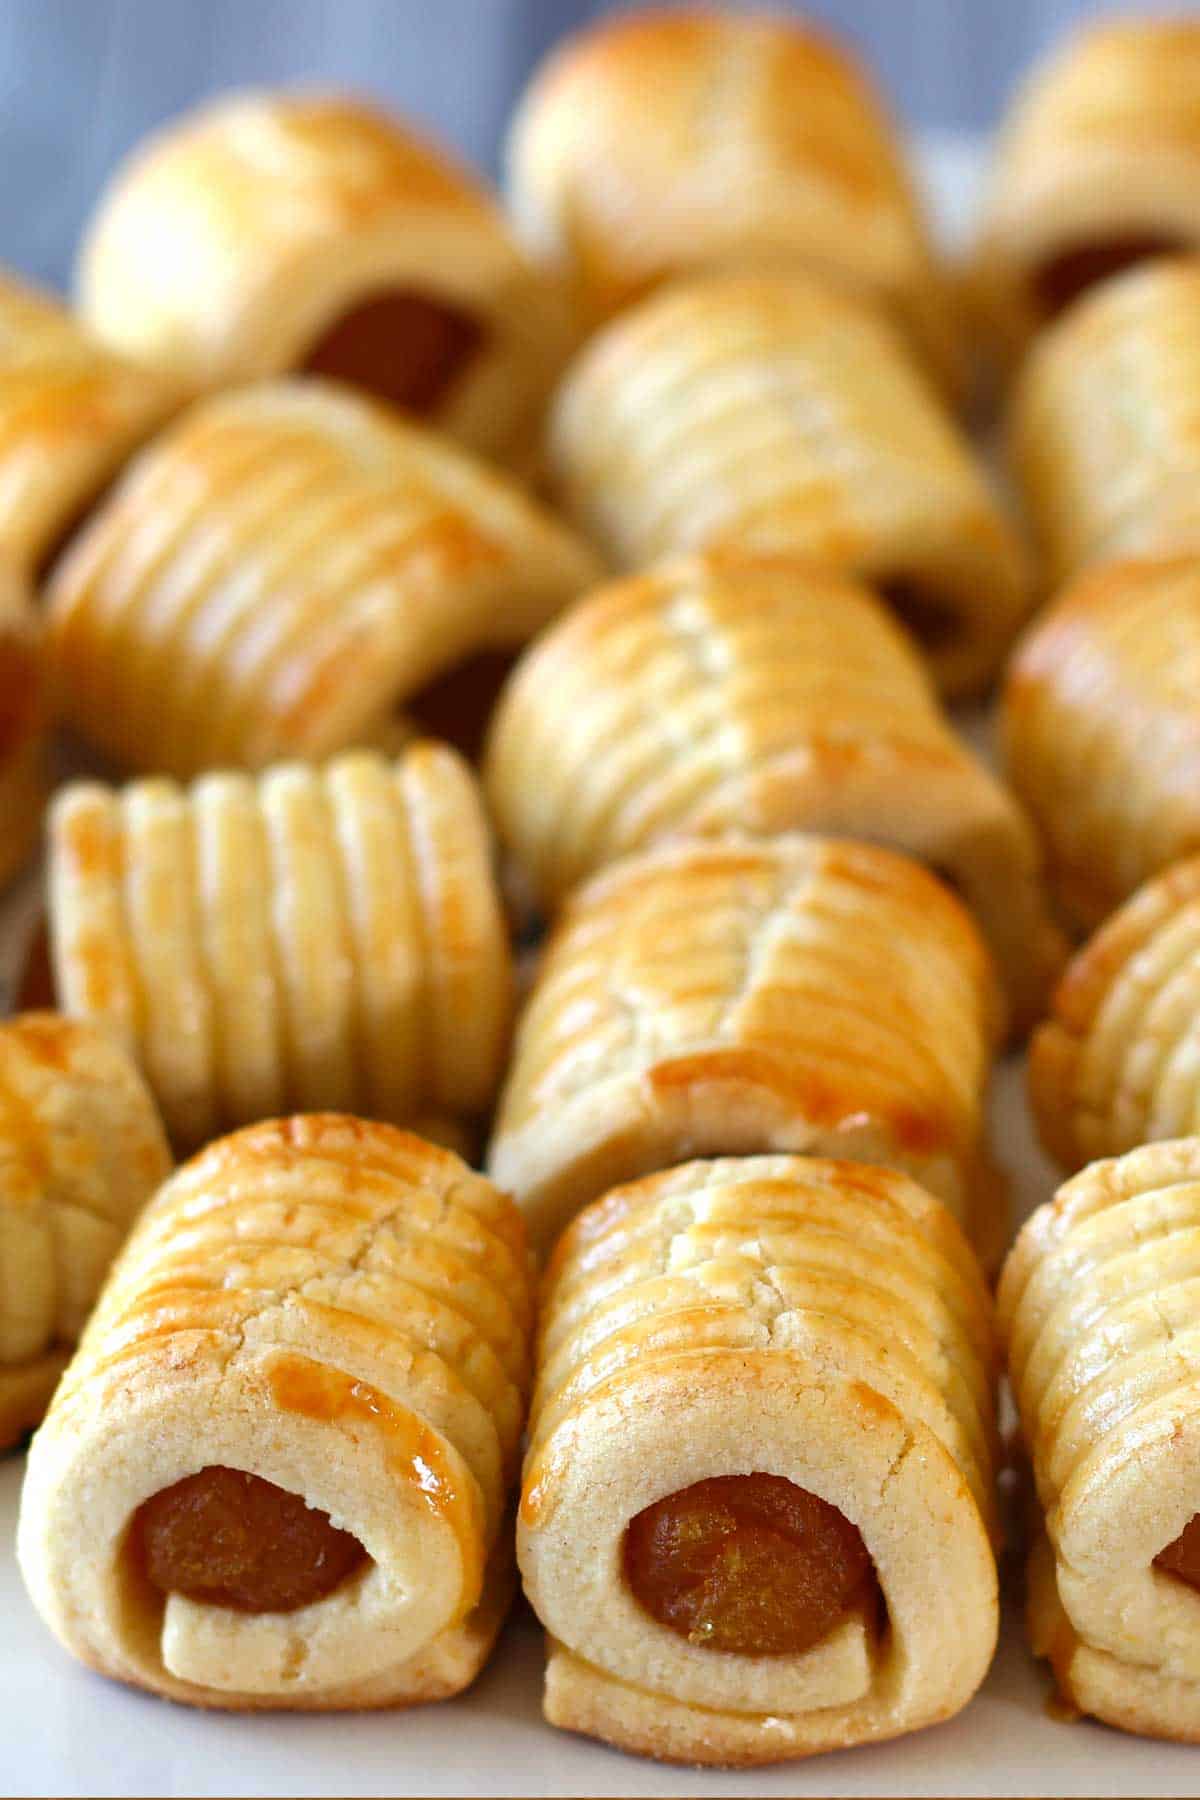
left=17, top=1116, right=534, bottom=1710
left=45, top=378, right=599, bottom=777
left=548, top=272, right=1031, bottom=698
left=1029, top=856, right=1200, bottom=1170
left=506, top=8, right=962, bottom=393
left=46, top=744, right=513, bottom=1150
left=1002, top=556, right=1200, bottom=932
left=0, top=1012, right=170, bottom=1449
left=77, top=91, right=572, bottom=468
left=1008, top=258, right=1200, bottom=588
left=519, top=1154, right=999, bottom=1765
left=0, top=558, right=46, bottom=890
left=484, top=553, right=1064, bottom=1034
left=999, top=1139, right=1200, bottom=1739
left=487, top=835, right=1002, bottom=1257
left=972, top=17, right=1200, bottom=367
left=0, top=269, right=178, bottom=579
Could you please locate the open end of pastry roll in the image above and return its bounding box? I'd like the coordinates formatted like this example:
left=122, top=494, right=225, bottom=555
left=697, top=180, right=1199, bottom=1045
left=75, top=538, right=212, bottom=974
left=17, top=1117, right=534, bottom=1710
left=301, top=287, right=485, bottom=418
left=518, top=1154, right=998, bottom=1766
left=999, top=1139, right=1200, bottom=1740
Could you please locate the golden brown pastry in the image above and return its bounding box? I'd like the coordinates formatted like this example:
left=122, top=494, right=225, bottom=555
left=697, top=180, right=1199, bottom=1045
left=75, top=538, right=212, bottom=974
left=0, top=558, right=46, bottom=891
left=0, top=1012, right=170, bottom=1450
left=487, top=835, right=1001, bottom=1257
left=973, top=17, right=1200, bottom=366
left=17, top=1116, right=534, bottom=1710
left=1008, top=258, right=1200, bottom=588
left=1029, top=856, right=1200, bottom=1170
left=0, top=269, right=178, bottom=579
left=46, top=744, right=512, bottom=1151
left=45, top=379, right=600, bottom=774
left=1002, top=556, right=1200, bottom=932
left=484, top=553, right=1064, bottom=1033
left=999, top=1138, right=1200, bottom=1740
left=519, top=1153, right=999, bottom=1765
left=77, top=91, right=572, bottom=467
left=548, top=272, right=1031, bottom=698
left=506, top=8, right=962, bottom=393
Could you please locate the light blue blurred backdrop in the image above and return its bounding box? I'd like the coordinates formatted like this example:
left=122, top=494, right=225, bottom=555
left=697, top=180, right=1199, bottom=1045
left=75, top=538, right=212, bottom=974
left=2, top=0, right=1193, bottom=286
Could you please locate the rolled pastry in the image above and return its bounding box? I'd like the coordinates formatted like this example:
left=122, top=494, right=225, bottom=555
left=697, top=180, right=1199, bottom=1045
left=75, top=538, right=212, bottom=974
left=506, top=8, right=962, bottom=393
left=548, top=272, right=1031, bottom=698
left=77, top=91, right=572, bottom=468
left=1029, top=856, right=1200, bottom=1171
left=46, top=743, right=513, bottom=1151
left=0, top=269, right=178, bottom=579
left=972, top=18, right=1200, bottom=365
left=998, top=1138, right=1200, bottom=1739
left=1008, top=258, right=1200, bottom=588
left=487, top=835, right=1001, bottom=1256
left=0, top=1012, right=170, bottom=1450
left=46, top=379, right=600, bottom=774
left=484, top=553, right=1064, bottom=1034
left=519, top=1153, right=999, bottom=1765
left=1002, top=555, right=1200, bottom=932
left=17, top=1115, right=534, bottom=1710
left=0, top=559, right=46, bottom=891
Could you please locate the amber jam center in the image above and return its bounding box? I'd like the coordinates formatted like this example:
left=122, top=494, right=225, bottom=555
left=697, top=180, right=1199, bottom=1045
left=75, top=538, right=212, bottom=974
left=623, top=1472, right=878, bottom=1656
left=877, top=580, right=961, bottom=653
left=302, top=288, right=484, bottom=416
left=1155, top=1513, right=1200, bottom=1593
left=133, top=1465, right=367, bottom=1613
left=1032, top=236, right=1184, bottom=321
left=405, top=647, right=519, bottom=762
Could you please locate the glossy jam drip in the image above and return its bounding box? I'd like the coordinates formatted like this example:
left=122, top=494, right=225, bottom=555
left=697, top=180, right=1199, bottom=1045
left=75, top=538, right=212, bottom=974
left=1155, top=1512, right=1200, bottom=1592
left=623, top=1472, right=877, bottom=1656
left=1032, top=236, right=1183, bottom=321
left=877, top=580, right=960, bottom=652
left=406, top=648, right=519, bottom=761
left=302, top=288, right=484, bottom=416
left=133, top=1465, right=367, bottom=1613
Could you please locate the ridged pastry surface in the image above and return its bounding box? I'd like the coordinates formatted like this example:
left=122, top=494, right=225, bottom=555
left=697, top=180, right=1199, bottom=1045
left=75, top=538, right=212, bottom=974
left=46, top=379, right=599, bottom=776
left=17, top=1116, right=534, bottom=1709
left=548, top=271, right=1030, bottom=696
left=519, top=1154, right=998, bottom=1764
left=488, top=834, right=1001, bottom=1255
left=999, top=1139, right=1200, bottom=1738
left=485, top=552, right=1062, bottom=1032
left=47, top=744, right=513, bottom=1150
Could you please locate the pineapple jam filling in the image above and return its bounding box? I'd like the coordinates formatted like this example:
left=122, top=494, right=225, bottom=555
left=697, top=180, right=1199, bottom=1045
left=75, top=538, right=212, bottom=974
left=133, top=1466, right=367, bottom=1614
left=1155, top=1513, right=1200, bottom=1593
left=623, top=1472, right=879, bottom=1657
left=406, top=648, right=520, bottom=762
left=302, top=288, right=484, bottom=416
left=1032, top=236, right=1183, bottom=321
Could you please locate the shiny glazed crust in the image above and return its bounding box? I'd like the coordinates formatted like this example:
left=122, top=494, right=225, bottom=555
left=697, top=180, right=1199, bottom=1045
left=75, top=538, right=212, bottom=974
left=484, top=553, right=1064, bottom=1034
left=1008, top=259, right=1200, bottom=587
left=998, top=1140, right=1200, bottom=1738
left=47, top=745, right=513, bottom=1149
left=16, top=1116, right=534, bottom=1710
left=0, top=270, right=179, bottom=578
left=487, top=836, right=1002, bottom=1256
left=518, top=1155, right=999, bottom=1765
left=0, top=1012, right=171, bottom=1449
left=1002, top=556, right=1200, bottom=932
left=972, top=18, right=1200, bottom=365
left=45, top=379, right=600, bottom=777
left=0, top=560, right=47, bottom=890
left=548, top=272, right=1030, bottom=698
left=77, top=91, right=573, bottom=466
left=1029, top=856, right=1200, bottom=1169
left=505, top=8, right=962, bottom=392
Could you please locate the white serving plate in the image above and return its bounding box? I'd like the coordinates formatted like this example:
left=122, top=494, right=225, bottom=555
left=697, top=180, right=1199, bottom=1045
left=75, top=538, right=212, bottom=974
left=3, top=138, right=1199, bottom=1799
